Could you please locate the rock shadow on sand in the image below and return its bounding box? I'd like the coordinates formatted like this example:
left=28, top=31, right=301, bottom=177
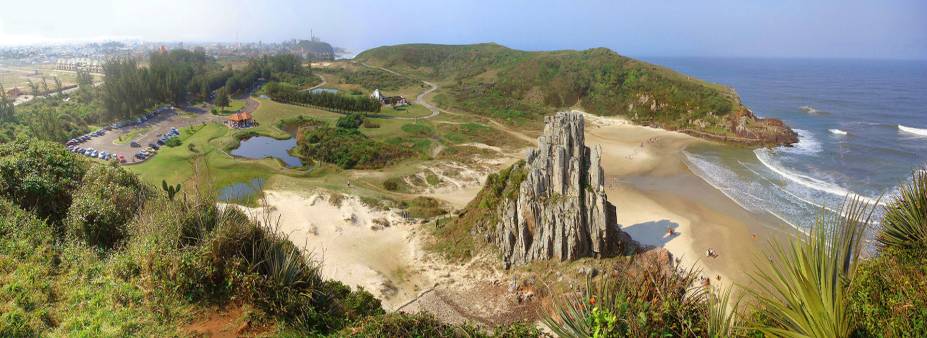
left=621, top=219, right=680, bottom=248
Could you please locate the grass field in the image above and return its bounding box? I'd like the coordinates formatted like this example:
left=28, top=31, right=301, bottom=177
left=378, top=104, right=433, bottom=118
left=126, top=93, right=531, bottom=208
left=211, top=98, right=247, bottom=115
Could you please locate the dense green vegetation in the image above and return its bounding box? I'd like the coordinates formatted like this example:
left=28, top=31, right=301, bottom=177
left=356, top=43, right=794, bottom=143
left=298, top=126, right=410, bottom=169
left=102, top=50, right=313, bottom=121
left=319, top=66, right=419, bottom=90
left=266, top=82, right=381, bottom=113
left=2, top=138, right=528, bottom=336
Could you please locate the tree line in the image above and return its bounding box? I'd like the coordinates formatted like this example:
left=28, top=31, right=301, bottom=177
left=101, top=49, right=311, bottom=121
left=265, top=82, right=381, bottom=113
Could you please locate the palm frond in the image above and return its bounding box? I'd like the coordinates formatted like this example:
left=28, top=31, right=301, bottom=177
left=879, top=170, right=927, bottom=250
left=746, top=197, right=875, bottom=338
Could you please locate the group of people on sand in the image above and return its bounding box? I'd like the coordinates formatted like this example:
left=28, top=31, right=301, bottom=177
left=625, top=136, right=662, bottom=160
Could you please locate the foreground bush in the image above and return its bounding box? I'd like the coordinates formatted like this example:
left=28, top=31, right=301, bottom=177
left=0, top=198, right=57, bottom=337
left=65, top=163, right=152, bottom=249
left=746, top=199, right=873, bottom=338
left=544, top=253, right=709, bottom=337
left=850, top=246, right=927, bottom=336
left=0, top=138, right=87, bottom=223
left=339, top=312, right=543, bottom=337
left=878, top=170, right=927, bottom=251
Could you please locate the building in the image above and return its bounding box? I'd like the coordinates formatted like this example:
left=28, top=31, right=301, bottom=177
left=370, top=88, right=409, bottom=106
left=226, top=111, right=254, bottom=128
left=55, top=58, right=104, bottom=74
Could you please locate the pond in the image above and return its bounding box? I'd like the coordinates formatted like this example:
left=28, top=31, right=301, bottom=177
left=230, top=136, right=303, bottom=167
left=309, top=87, right=339, bottom=94
left=218, top=177, right=265, bottom=202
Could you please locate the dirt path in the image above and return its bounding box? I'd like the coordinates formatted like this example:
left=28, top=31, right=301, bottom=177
left=304, top=73, right=327, bottom=91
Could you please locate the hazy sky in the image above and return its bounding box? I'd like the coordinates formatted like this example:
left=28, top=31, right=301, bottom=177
left=1, top=0, right=924, bottom=59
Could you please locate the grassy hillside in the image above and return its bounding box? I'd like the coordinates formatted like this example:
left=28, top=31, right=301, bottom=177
left=356, top=43, right=796, bottom=145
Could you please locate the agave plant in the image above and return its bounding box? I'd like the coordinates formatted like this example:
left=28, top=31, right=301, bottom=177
left=747, top=197, right=875, bottom=338
left=707, top=285, right=741, bottom=338
left=878, top=170, right=927, bottom=250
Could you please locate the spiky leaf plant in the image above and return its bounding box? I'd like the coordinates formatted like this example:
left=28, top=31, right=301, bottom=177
left=707, top=285, right=742, bottom=338
left=747, top=197, right=875, bottom=338
left=543, top=255, right=709, bottom=337
left=878, top=170, right=927, bottom=250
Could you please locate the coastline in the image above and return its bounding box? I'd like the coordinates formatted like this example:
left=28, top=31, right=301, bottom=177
left=581, top=113, right=798, bottom=286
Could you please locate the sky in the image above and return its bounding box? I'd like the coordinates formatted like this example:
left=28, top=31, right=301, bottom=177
left=0, top=0, right=925, bottom=59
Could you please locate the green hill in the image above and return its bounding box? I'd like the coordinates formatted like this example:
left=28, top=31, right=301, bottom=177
left=356, top=43, right=796, bottom=146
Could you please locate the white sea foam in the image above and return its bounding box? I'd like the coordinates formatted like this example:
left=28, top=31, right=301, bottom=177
left=899, top=124, right=927, bottom=137
left=754, top=149, right=883, bottom=206
left=783, top=129, right=821, bottom=155
left=829, top=128, right=847, bottom=135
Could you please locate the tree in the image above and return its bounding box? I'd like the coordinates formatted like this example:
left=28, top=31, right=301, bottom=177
left=53, top=76, right=63, bottom=96
left=0, top=83, right=13, bottom=120
left=40, top=77, right=50, bottom=97
left=215, top=87, right=230, bottom=109
left=26, top=79, right=38, bottom=97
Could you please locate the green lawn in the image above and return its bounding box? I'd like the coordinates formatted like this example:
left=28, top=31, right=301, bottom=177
left=377, top=104, right=433, bottom=118
left=212, top=98, right=247, bottom=115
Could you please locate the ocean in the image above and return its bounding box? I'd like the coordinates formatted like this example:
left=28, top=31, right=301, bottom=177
left=644, top=57, right=927, bottom=230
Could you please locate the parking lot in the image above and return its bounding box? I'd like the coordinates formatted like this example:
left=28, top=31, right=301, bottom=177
left=71, top=105, right=224, bottom=164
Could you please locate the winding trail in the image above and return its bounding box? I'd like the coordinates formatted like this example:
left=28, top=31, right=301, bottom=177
left=303, top=73, right=327, bottom=91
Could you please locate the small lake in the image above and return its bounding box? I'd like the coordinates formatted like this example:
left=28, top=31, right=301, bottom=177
left=218, top=177, right=265, bottom=202
left=309, top=87, right=339, bottom=94
left=230, top=136, right=303, bottom=167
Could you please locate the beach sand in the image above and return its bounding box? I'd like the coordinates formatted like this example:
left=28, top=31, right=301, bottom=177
left=233, top=191, right=433, bottom=310
left=582, top=112, right=796, bottom=286
left=233, top=111, right=799, bottom=321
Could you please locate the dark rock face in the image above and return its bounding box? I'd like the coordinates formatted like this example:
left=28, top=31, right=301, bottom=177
left=296, top=40, right=335, bottom=61
left=495, top=111, right=633, bottom=268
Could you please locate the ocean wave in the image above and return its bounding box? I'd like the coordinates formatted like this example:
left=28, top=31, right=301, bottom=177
left=898, top=124, right=927, bottom=137
left=754, top=149, right=883, bottom=206
left=782, top=129, right=821, bottom=155
left=828, top=128, right=848, bottom=135
left=799, top=105, right=830, bottom=116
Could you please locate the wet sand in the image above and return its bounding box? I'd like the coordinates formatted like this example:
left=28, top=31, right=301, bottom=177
left=582, top=113, right=797, bottom=285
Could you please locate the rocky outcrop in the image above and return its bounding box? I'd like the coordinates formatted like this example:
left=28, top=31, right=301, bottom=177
left=494, top=112, right=632, bottom=268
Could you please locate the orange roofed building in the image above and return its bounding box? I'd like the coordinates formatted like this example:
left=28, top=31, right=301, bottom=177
left=226, top=111, right=253, bottom=128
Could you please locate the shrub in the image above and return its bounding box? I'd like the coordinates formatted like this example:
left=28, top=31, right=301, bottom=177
left=336, top=112, right=366, bottom=129
left=403, top=197, right=446, bottom=219
left=164, top=137, right=182, bottom=147
left=299, top=127, right=410, bottom=169
left=744, top=198, right=874, bottom=338
left=0, top=138, right=86, bottom=223
left=65, top=163, right=151, bottom=249
left=849, top=246, right=927, bottom=336
left=543, top=253, right=709, bottom=337
left=338, top=312, right=544, bottom=337
left=382, top=177, right=403, bottom=191
left=878, top=170, right=927, bottom=251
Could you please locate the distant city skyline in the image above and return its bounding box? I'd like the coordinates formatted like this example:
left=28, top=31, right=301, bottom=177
left=1, top=0, right=925, bottom=60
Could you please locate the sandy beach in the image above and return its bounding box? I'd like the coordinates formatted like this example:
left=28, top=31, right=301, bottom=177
left=233, top=112, right=798, bottom=321
left=582, top=112, right=796, bottom=286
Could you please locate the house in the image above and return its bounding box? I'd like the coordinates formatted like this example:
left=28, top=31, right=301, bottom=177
left=227, top=111, right=254, bottom=128
left=370, top=89, right=409, bottom=106
left=370, top=89, right=384, bottom=101
left=383, top=96, right=409, bottom=106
